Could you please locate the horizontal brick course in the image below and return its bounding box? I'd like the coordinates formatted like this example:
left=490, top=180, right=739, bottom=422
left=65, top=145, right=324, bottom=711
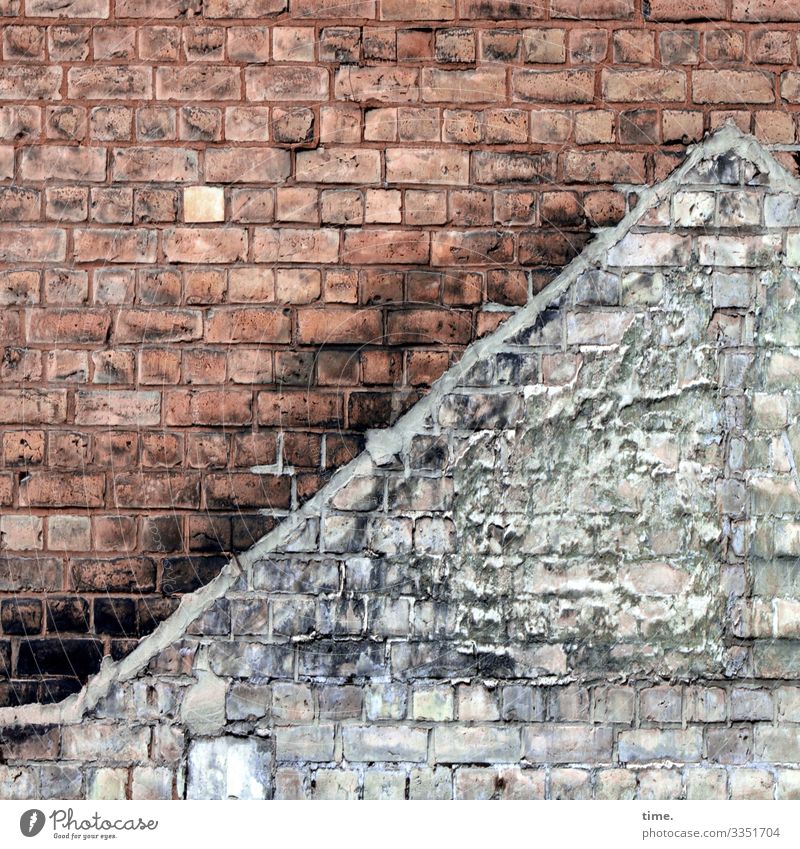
left=3, top=0, right=800, bottom=725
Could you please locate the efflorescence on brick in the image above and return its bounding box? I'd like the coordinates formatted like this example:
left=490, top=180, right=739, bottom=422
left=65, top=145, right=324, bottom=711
left=6, top=1, right=800, bottom=698
left=1, top=125, right=800, bottom=800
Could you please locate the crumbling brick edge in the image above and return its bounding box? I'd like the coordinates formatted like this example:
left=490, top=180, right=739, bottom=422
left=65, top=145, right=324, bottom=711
left=0, top=122, right=787, bottom=730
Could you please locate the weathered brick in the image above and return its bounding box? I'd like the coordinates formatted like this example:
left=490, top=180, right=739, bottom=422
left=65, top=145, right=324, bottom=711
left=421, top=68, right=506, bottom=103
left=297, top=148, right=381, bottom=184
left=67, top=67, right=151, bottom=100
left=73, top=228, right=157, bottom=263
left=111, top=148, right=198, bottom=182
left=602, top=69, right=686, bottom=102
left=20, top=146, right=105, bottom=182
left=334, top=67, right=418, bottom=103
left=163, top=227, right=247, bottom=264
left=0, top=67, right=62, bottom=100
left=205, top=148, right=291, bottom=184
left=694, top=71, right=775, bottom=104
left=512, top=69, right=595, bottom=103
left=343, top=229, right=430, bottom=264
left=343, top=725, right=428, bottom=762
left=246, top=66, right=329, bottom=101
left=435, top=726, right=520, bottom=764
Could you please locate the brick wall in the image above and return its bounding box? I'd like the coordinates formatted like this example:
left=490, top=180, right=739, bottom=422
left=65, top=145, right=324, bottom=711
left=2, top=126, right=800, bottom=800
left=4, top=0, right=800, bottom=702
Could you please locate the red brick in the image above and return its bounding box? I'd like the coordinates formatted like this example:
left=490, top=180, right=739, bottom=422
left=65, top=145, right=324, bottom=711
left=563, top=150, right=647, bottom=183
left=166, top=390, right=252, bottom=426
left=257, top=391, right=343, bottom=427
left=89, top=432, right=133, bottom=467
left=204, top=0, right=287, bottom=16
left=111, top=147, right=198, bottom=182
left=74, top=390, right=161, bottom=426
left=512, top=69, right=595, bottom=103
left=319, top=105, right=361, bottom=144
left=613, top=29, right=654, bottom=64
left=73, top=228, right=157, bottom=263
left=25, top=0, right=106, bottom=13
left=0, top=229, right=65, bottom=262
left=297, top=148, right=381, bottom=184
left=360, top=268, right=403, bottom=304
left=460, top=0, right=544, bottom=16
left=231, top=189, right=275, bottom=223
left=93, top=516, right=137, bottom=552
left=602, top=69, right=686, bottom=102
left=139, top=349, right=182, bottom=384
left=731, top=0, right=800, bottom=21
left=518, top=230, right=592, bottom=265
left=228, top=348, right=274, bottom=384
left=92, top=350, right=136, bottom=383
left=405, top=190, right=447, bottom=225
left=521, top=28, right=566, bottom=63
left=228, top=267, right=275, bottom=302
left=115, top=309, right=203, bottom=343
left=19, top=472, right=104, bottom=508
left=43, top=350, right=87, bottom=383
left=141, top=433, right=182, bottom=468
left=4, top=25, right=45, bottom=61
left=647, top=0, right=726, bottom=17
left=0, top=271, right=39, bottom=306
left=204, top=473, right=290, bottom=509
left=163, top=227, right=247, bottom=264
left=748, top=29, right=792, bottom=64
left=2, top=430, right=44, bottom=466
left=246, top=67, right=329, bottom=101
left=695, top=70, right=775, bottom=104
left=187, top=433, right=230, bottom=469
left=67, top=67, right=151, bottom=100
left=443, top=270, right=483, bottom=305
left=205, top=308, right=291, bottom=344
left=276, top=268, right=321, bottom=303
left=20, top=146, right=105, bottom=182
left=205, top=147, right=291, bottom=184
left=421, top=68, right=506, bottom=104
left=705, top=31, right=745, bottom=63
left=363, top=108, right=396, bottom=143
left=1, top=348, right=42, bottom=382
left=386, top=148, right=468, bottom=185
left=139, top=26, right=180, bottom=61
left=407, top=350, right=449, bottom=386
left=115, top=0, right=188, bottom=14
left=381, top=0, right=453, bottom=18
left=781, top=73, right=800, bottom=103
left=472, top=151, right=557, bottom=185
left=551, top=0, right=634, bottom=17
left=343, top=229, right=430, bottom=264
left=569, top=28, right=608, bottom=63
left=27, top=309, right=110, bottom=344
left=334, top=67, right=419, bottom=103
left=253, top=227, right=340, bottom=263
left=70, top=557, right=155, bottom=594
left=387, top=309, right=473, bottom=345
left=487, top=269, right=527, bottom=305
left=431, top=230, right=515, bottom=265
left=0, top=391, right=66, bottom=425
left=358, top=350, right=399, bottom=386
left=111, top=473, right=199, bottom=509
left=0, top=67, right=62, bottom=100
left=154, top=67, right=241, bottom=101
left=297, top=307, right=383, bottom=344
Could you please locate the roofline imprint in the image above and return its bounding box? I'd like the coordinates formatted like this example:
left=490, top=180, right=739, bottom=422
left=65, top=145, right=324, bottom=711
left=1, top=123, right=794, bottom=728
